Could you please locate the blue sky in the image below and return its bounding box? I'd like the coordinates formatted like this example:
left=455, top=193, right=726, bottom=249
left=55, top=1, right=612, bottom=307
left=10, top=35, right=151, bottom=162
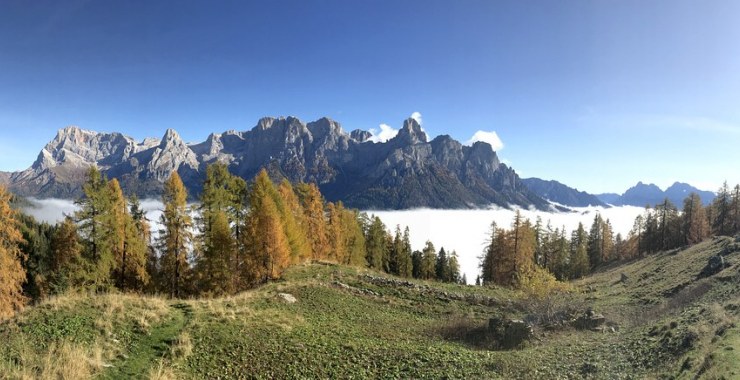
left=1, top=0, right=738, bottom=194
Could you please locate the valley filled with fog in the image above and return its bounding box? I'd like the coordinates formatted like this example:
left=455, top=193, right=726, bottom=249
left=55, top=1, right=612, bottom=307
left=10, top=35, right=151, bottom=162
left=23, top=198, right=645, bottom=283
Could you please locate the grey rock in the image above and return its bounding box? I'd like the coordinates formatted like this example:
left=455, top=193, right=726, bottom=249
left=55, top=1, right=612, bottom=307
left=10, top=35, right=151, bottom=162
left=572, top=309, right=606, bottom=330
left=277, top=293, right=297, bottom=304
left=699, top=255, right=729, bottom=278
left=488, top=317, right=533, bottom=349
left=350, top=129, right=372, bottom=143
left=720, top=243, right=740, bottom=256
left=6, top=116, right=550, bottom=210
left=620, top=273, right=629, bottom=283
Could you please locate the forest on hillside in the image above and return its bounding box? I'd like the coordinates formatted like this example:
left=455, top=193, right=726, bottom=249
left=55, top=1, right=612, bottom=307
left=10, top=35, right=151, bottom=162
left=1, top=162, right=739, bottom=320
left=0, top=164, right=463, bottom=318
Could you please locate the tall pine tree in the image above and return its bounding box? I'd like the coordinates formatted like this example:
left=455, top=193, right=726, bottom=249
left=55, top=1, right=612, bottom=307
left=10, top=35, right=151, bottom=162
left=682, top=193, right=709, bottom=246
left=365, top=216, right=387, bottom=270
left=246, top=169, right=291, bottom=282
left=569, top=222, right=589, bottom=278
left=158, top=172, right=193, bottom=298
left=420, top=241, right=437, bottom=280
left=121, top=196, right=150, bottom=291
left=75, top=166, right=115, bottom=290
left=712, top=182, right=732, bottom=236
left=296, top=182, right=329, bottom=260
left=0, top=186, right=26, bottom=318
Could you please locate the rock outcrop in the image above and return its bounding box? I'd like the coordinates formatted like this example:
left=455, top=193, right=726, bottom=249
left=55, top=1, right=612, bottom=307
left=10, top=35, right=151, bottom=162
left=571, top=309, right=607, bottom=330
left=488, top=317, right=533, bottom=349
left=698, top=255, right=729, bottom=278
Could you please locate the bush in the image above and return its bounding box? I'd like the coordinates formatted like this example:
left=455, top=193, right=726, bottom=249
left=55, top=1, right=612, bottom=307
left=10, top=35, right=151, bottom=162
left=517, top=267, right=570, bottom=298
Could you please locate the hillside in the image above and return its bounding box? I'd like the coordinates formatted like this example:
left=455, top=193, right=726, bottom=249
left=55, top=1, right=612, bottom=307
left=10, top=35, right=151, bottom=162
left=2, top=237, right=740, bottom=379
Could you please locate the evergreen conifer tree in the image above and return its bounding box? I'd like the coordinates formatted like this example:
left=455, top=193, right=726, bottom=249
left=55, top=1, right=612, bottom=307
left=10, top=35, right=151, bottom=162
left=48, top=217, right=83, bottom=294
left=75, top=166, right=115, bottom=290
left=420, top=241, right=437, bottom=280
left=712, top=182, right=732, bottom=236
left=436, top=247, right=449, bottom=281
left=569, top=222, right=589, bottom=278
left=365, top=216, right=387, bottom=270
left=447, top=251, right=461, bottom=283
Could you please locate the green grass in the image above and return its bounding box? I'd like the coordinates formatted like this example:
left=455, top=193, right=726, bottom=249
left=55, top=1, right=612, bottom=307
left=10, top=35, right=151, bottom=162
left=2, top=236, right=740, bottom=379
left=100, top=303, right=193, bottom=380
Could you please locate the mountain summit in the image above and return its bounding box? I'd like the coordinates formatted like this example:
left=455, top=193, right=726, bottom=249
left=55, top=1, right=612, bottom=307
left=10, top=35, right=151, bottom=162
left=521, top=178, right=606, bottom=207
left=596, top=181, right=716, bottom=207
left=6, top=117, right=548, bottom=210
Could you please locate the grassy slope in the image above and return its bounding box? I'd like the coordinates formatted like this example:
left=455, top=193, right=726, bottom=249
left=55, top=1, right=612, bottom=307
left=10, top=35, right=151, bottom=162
left=2, top=236, right=740, bottom=379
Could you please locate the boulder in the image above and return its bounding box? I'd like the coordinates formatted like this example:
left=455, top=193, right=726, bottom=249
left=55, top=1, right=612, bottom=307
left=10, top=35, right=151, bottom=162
left=572, top=309, right=606, bottom=330
left=620, top=273, right=629, bottom=283
left=699, top=255, right=728, bottom=278
left=277, top=293, right=297, bottom=304
left=488, top=317, right=533, bottom=349
left=719, top=243, right=740, bottom=256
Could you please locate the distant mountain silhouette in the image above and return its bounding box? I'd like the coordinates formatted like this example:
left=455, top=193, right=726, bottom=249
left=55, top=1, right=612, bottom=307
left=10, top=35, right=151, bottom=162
left=522, top=178, right=606, bottom=207
left=596, top=182, right=715, bottom=207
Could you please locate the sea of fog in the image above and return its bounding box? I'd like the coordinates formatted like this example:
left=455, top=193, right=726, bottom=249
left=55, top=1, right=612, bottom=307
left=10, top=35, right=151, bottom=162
left=22, top=198, right=645, bottom=284
left=368, top=206, right=645, bottom=284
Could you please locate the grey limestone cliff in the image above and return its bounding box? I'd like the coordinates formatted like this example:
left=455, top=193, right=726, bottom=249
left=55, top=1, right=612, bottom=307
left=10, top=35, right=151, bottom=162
left=7, top=117, right=549, bottom=210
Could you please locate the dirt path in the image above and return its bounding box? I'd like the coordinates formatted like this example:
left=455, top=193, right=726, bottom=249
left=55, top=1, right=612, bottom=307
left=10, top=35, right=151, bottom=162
left=99, top=302, right=193, bottom=379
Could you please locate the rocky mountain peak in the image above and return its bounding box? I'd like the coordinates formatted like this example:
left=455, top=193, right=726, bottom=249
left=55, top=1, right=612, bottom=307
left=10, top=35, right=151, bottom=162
left=52, top=126, right=97, bottom=146
left=10, top=116, right=548, bottom=210
left=307, top=117, right=344, bottom=138
left=467, top=141, right=500, bottom=167
left=160, top=128, right=185, bottom=147
left=597, top=180, right=715, bottom=207
left=144, top=128, right=198, bottom=181
left=58, top=125, right=85, bottom=136
left=33, top=126, right=133, bottom=170
left=394, top=118, right=427, bottom=145
left=350, top=129, right=372, bottom=143
left=256, top=117, right=276, bottom=130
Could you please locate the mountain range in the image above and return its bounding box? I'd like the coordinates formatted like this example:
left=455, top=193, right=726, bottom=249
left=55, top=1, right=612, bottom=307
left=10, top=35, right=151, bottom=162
left=596, top=182, right=716, bottom=207
left=1, top=117, right=549, bottom=210
left=521, top=178, right=607, bottom=207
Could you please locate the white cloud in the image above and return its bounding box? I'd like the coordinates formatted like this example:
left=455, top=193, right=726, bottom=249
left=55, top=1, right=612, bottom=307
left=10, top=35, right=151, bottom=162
left=410, top=111, right=423, bottom=125
left=22, top=198, right=196, bottom=242
left=368, top=123, right=399, bottom=143
left=466, top=130, right=504, bottom=151
left=22, top=198, right=78, bottom=223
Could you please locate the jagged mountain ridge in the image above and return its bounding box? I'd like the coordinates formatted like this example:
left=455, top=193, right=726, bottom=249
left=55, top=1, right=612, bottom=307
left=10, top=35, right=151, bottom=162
left=7, top=117, right=549, bottom=210
left=521, top=178, right=607, bottom=207
left=596, top=181, right=716, bottom=207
